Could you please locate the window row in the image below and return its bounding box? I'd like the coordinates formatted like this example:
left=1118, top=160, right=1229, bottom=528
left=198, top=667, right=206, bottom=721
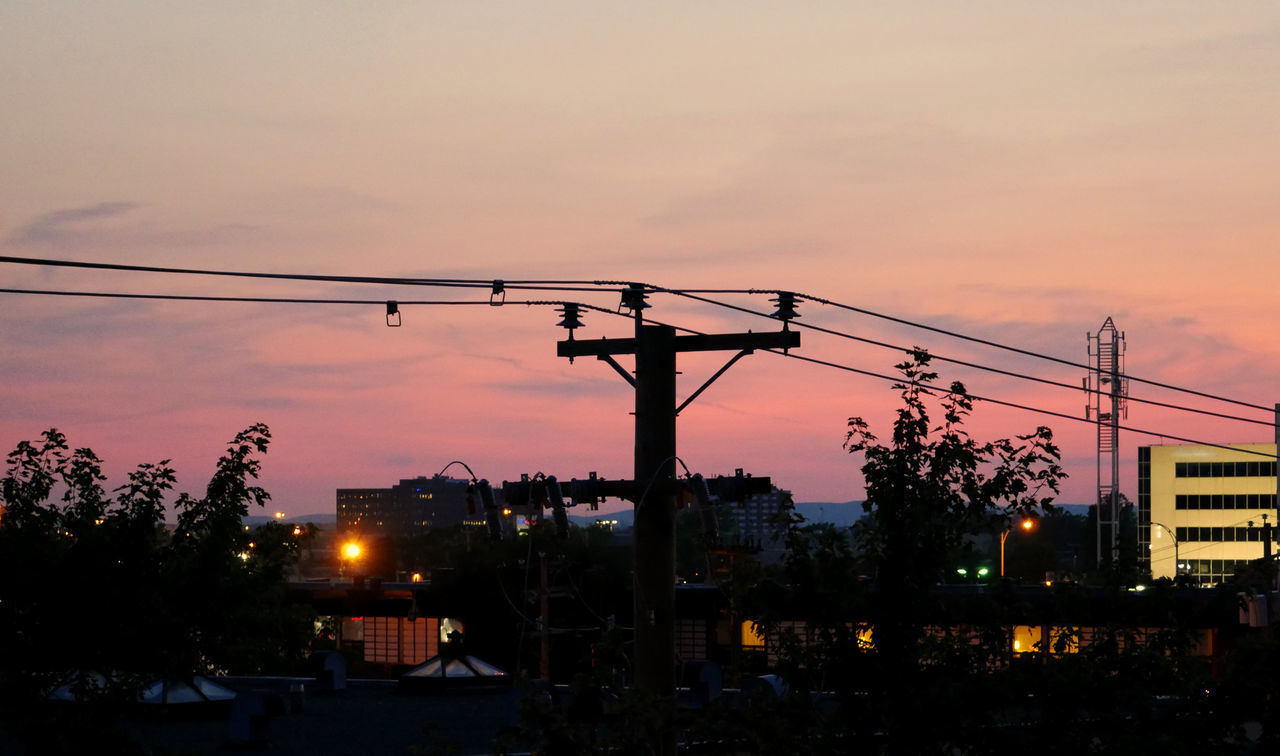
left=1175, top=493, right=1277, bottom=510
left=1175, top=526, right=1280, bottom=543
left=1182, top=559, right=1250, bottom=584
left=1175, top=461, right=1276, bottom=478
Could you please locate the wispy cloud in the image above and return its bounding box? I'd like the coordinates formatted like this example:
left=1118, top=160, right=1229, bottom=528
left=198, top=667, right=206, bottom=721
left=6, top=202, right=140, bottom=246
left=5, top=201, right=262, bottom=250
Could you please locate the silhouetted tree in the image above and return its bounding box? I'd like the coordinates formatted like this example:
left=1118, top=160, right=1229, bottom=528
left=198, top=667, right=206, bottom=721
left=841, top=352, right=1061, bottom=718
left=0, top=425, right=313, bottom=751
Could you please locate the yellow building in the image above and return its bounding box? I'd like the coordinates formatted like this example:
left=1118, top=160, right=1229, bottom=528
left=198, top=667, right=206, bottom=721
left=1140, top=443, right=1278, bottom=584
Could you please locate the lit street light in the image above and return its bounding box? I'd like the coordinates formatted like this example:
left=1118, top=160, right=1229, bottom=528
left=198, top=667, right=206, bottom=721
left=1000, top=517, right=1038, bottom=578
left=340, top=540, right=362, bottom=579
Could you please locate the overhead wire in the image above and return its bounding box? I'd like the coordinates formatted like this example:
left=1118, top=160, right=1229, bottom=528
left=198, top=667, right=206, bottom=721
left=608, top=308, right=1280, bottom=460
left=651, top=286, right=1277, bottom=419
left=0, top=255, right=626, bottom=292
left=656, top=284, right=1275, bottom=414
left=4, top=254, right=1271, bottom=417
left=7, top=279, right=1267, bottom=431
left=0, top=288, right=560, bottom=306
left=2, top=257, right=1276, bottom=442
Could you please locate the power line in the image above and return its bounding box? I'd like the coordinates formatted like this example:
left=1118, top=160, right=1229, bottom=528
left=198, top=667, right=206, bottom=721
left=759, top=347, right=1278, bottom=459
left=0, top=255, right=625, bottom=293
left=655, top=286, right=1275, bottom=414
left=3, top=283, right=1274, bottom=456
left=5, top=283, right=1268, bottom=430
left=2, top=258, right=1274, bottom=431
left=0, top=287, right=575, bottom=308
left=622, top=307, right=1280, bottom=460
left=5, top=254, right=1272, bottom=415
left=648, top=288, right=1276, bottom=428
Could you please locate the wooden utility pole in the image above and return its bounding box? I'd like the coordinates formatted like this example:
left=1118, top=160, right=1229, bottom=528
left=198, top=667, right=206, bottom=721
left=558, top=294, right=798, bottom=755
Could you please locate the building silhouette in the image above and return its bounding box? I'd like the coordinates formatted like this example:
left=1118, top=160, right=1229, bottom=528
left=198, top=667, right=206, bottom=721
left=336, top=475, right=482, bottom=537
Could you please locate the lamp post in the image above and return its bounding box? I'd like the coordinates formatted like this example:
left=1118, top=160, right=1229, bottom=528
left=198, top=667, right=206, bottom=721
left=340, top=540, right=362, bottom=580
left=1000, top=518, right=1037, bottom=578
left=1149, top=521, right=1181, bottom=576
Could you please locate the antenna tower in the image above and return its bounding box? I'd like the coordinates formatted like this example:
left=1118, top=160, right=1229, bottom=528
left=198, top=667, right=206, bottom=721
left=1087, top=317, right=1128, bottom=567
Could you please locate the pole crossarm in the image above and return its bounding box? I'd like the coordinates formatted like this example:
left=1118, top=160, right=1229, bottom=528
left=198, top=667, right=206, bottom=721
left=557, top=330, right=799, bottom=359
left=560, top=330, right=800, bottom=412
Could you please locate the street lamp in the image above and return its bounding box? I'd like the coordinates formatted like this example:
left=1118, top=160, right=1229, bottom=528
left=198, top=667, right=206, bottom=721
left=340, top=540, right=362, bottom=579
left=1000, top=517, right=1038, bottom=578
left=1149, top=521, right=1181, bottom=576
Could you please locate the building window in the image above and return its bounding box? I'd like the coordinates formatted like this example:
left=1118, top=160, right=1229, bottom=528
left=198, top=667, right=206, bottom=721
left=1176, top=461, right=1277, bottom=478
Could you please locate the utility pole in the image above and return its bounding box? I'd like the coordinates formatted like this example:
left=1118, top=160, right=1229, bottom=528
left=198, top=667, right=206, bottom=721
left=557, top=286, right=799, bottom=755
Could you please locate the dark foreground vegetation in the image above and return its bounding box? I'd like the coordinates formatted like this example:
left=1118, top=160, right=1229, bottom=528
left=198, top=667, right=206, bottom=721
left=4, top=354, right=1280, bottom=754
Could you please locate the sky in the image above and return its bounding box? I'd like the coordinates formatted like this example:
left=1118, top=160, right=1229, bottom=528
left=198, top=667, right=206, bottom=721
left=3, top=2, right=1279, bottom=520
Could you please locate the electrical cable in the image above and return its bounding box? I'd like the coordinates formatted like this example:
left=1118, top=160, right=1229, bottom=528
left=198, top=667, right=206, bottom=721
left=0, top=255, right=627, bottom=292
left=761, top=346, right=1279, bottom=459
left=4, top=254, right=1272, bottom=418
left=654, top=283, right=1275, bottom=413
left=0, top=288, right=542, bottom=306
left=602, top=307, right=1280, bottom=460
left=2, top=278, right=1276, bottom=454
left=651, top=287, right=1277, bottom=420
left=1163, top=514, right=1276, bottom=560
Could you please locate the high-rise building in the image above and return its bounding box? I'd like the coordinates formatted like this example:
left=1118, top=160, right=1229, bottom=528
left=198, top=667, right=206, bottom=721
left=336, top=475, right=481, bottom=537
left=1139, top=444, right=1279, bottom=584
left=729, top=488, right=792, bottom=562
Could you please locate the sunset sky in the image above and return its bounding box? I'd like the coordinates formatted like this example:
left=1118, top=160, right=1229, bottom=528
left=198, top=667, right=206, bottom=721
left=3, top=3, right=1279, bottom=518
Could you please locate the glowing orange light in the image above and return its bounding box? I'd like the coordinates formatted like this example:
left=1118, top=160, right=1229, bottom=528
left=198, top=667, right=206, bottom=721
left=411, top=572, right=423, bottom=583
left=342, top=542, right=362, bottom=560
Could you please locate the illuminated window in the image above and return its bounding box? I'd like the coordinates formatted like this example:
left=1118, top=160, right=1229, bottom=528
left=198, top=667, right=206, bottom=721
left=1048, top=627, right=1079, bottom=655
left=1012, top=625, right=1042, bottom=655
left=856, top=623, right=875, bottom=650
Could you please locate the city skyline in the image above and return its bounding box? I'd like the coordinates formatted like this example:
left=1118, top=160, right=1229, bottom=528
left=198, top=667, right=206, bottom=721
left=3, top=4, right=1279, bottom=515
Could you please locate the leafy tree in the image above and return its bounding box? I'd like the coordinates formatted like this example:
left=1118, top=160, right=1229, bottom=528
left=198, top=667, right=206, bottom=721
left=842, top=351, right=1063, bottom=671
left=739, top=351, right=1066, bottom=753
left=0, top=424, right=313, bottom=750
